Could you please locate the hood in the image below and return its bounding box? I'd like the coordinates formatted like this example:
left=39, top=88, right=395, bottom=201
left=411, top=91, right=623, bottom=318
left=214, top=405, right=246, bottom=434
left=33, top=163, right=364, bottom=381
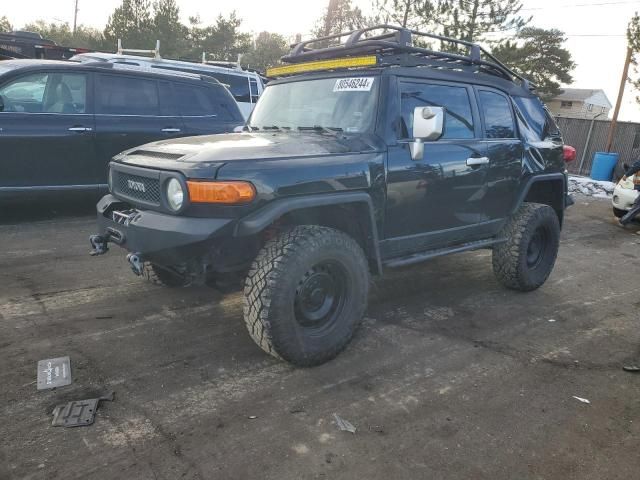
left=117, top=132, right=383, bottom=167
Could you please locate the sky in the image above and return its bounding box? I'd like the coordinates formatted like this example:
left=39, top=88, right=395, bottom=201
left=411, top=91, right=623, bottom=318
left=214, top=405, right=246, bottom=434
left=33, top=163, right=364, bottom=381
left=3, top=0, right=640, bottom=121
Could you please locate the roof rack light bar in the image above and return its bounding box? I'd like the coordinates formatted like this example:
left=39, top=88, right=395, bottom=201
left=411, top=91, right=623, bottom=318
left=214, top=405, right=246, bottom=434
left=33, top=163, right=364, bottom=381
left=279, top=24, right=533, bottom=90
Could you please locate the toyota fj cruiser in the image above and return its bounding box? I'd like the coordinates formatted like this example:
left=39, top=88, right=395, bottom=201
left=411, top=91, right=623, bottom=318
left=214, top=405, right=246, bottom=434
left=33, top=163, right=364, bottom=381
left=90, top=26, right=574, bottom=366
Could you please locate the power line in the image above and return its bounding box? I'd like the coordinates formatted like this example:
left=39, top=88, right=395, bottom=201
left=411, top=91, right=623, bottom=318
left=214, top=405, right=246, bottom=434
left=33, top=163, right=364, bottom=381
left=522, top=1, right=640, bottom=10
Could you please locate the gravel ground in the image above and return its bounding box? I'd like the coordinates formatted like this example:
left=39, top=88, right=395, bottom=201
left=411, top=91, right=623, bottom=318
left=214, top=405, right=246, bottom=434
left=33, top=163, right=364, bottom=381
left=1, top=196, right=639, bottom=480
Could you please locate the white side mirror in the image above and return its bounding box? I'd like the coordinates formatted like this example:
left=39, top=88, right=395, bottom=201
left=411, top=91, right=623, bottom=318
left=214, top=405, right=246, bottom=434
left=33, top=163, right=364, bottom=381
left=410, top=106, right=445, bottom=160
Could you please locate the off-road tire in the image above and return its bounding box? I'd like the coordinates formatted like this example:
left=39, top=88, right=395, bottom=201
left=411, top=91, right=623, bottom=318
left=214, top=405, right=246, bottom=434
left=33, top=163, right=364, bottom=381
left=243, top=225, right=370, bottom=367
left=492, top=203, right=560, bottom=292
left=613, top=207, right=626, bottom=218
left=142, top=262, right=187, bottom=287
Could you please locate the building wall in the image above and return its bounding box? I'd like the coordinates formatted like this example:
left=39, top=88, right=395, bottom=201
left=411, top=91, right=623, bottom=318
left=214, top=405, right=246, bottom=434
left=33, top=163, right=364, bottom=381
left=547, top=99, right=610, bottom=120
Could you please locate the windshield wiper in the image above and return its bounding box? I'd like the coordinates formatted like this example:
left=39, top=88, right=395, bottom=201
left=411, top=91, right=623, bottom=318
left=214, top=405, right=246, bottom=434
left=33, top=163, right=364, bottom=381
left=297, top=126, right=344, bottom=135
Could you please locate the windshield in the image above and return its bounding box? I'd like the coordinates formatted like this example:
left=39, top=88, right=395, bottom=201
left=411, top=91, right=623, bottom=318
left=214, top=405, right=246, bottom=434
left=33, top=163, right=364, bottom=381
left=249, top=76, right=379, bottom=133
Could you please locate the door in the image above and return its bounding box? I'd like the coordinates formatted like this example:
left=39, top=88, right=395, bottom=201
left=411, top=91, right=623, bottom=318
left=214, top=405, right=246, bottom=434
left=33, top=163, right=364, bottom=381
left=476, top=89, right=523, bottom=221
left=0, top=70, right=96, bottom=189
left=384, top=79, right=493, bottom=257
left=173, top=81, right=242, bottom=135
left=93, top=74, right=184, bottom=183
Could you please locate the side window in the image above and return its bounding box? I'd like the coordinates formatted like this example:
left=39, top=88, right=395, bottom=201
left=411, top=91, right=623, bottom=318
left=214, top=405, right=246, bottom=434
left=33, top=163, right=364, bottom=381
left=174, top=83, right=238, bottom=121
left=158, top=81, right=176, bottom=116
left=96, top=74, right=159, bottom=115
left=399, top=82, right=475, bottom=139
left=0, top=72, right=49, bottom=112
left=211, top=73, right=251, bottom=103
left=0, top=72, right=87, bottom=114
left=479, top=91, right=516, bottom=139
left=249, top=78, right=259, bottom=103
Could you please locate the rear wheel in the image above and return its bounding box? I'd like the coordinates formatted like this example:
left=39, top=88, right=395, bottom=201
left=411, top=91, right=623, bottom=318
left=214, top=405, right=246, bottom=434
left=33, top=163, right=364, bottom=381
left=243, top=225, right=369, bottom=367
left=492, top=203, right=560, bottom=292
left=142, top=262, right=187, bottom=287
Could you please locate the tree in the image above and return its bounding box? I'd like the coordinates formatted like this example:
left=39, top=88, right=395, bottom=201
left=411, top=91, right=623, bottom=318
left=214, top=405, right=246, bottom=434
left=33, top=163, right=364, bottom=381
left=242, top=32, right=289, bottom=72
left=185, top=12, right=252, bottom=62
left=370, top=0, right=433, bottom=29
left=436, top=0, right=529, bottom=49
left=21, top=20, right=108, bottom=50
left=313, top=0, right=366, bottom=41
left=104, top=0, right=154, bottom=51
left=492, top=27, right=575, bottom=99
left=627, top=12, right=640, bottom=103
left=152, top=0, right=187, bottom=58
left=0, top=16, right=12, bottom=33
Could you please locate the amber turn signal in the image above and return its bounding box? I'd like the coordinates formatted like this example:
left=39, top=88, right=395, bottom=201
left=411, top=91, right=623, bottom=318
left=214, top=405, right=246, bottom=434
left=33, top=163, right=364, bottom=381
left=186, top=181, right=256, bottom=204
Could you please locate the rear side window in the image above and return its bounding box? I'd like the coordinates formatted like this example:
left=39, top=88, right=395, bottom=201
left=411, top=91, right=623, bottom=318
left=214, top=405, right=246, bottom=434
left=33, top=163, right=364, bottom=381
left=399, top=82, right=475, bottom=139
left=478, top=91, right=516, bottom=139
left=96, top=74, right=159, bottom=115
left=174, top=83, right=240, bottom=121
left=210, top=73, right=251, bottom=103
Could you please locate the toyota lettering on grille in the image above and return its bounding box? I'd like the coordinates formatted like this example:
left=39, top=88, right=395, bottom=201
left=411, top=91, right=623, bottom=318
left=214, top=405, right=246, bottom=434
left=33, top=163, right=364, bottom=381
left=127, top=179, right=146, bottom=193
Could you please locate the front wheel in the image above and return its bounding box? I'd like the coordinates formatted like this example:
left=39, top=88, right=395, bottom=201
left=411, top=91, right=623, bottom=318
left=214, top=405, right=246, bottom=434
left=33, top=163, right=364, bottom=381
left=243, top=225, right=370, bottom=367
left=613, top=207, right=626, bottom=218
left=492, top=203, right=560, bottom=292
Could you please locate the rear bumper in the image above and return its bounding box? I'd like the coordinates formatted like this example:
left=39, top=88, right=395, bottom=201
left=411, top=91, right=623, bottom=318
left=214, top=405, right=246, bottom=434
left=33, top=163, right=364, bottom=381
left=95, top=194, right=234, bottom=264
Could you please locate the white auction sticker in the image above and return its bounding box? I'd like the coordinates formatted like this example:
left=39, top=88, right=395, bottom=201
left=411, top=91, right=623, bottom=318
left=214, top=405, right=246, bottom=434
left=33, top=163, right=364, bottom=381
left=333, top=77, right=375, bottom=92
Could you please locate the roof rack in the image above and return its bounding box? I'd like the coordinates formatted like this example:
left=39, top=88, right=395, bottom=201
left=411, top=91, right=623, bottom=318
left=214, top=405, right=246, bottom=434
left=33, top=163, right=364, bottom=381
left=117, top=39, right=161, bottom=59
left=280, top=25, right=533, bottom=90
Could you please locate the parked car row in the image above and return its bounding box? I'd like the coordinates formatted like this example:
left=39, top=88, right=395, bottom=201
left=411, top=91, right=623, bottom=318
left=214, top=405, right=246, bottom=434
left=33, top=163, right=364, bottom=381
left=0, top=59, right=245, bottom=198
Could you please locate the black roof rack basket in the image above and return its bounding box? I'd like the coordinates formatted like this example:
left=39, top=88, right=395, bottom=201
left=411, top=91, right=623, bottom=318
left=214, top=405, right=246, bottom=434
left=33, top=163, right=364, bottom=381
left=280, top=24, right=533, bottom=90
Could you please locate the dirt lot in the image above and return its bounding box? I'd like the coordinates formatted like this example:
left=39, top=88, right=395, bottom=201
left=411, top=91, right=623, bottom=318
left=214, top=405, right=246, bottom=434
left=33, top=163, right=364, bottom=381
left=1, top=196, right=639, bottom=480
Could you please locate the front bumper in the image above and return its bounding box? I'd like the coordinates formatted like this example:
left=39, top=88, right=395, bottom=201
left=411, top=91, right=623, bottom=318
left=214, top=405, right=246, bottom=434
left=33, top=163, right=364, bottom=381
left=612, top=186, right=639, bottom=211
left=94, top=195, right=234, bottom=265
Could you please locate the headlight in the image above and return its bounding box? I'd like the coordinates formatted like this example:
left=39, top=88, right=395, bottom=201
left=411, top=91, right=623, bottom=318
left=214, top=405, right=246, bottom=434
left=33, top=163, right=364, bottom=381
left=166, top=178, right=184, bottom=211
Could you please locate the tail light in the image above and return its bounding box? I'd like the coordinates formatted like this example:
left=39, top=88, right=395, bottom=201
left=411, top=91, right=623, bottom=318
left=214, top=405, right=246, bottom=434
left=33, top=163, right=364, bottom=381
left=563, top=145, right=577, bottom=163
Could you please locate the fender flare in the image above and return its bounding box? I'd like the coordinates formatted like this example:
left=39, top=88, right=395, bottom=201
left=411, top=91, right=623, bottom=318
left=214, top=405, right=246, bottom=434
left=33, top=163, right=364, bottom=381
left=235, top=192, right=383, bottom=274
left=511, top=173, right=568, bottom=217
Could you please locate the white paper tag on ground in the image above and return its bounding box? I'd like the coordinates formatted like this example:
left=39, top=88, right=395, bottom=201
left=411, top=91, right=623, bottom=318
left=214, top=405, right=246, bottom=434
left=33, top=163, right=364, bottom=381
left=334, top=77, right=374, bottom=92
left=37, top=356, right=72, bottom=390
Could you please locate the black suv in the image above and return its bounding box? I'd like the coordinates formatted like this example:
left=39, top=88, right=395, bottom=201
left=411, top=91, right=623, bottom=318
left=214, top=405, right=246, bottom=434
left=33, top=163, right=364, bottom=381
left=90, top=26, right=574, bottom=366
left=0, top=60, right=243, bottom=198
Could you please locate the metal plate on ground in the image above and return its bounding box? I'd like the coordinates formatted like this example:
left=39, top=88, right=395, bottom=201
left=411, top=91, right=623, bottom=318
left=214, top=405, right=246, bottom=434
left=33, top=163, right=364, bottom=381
left=37, top=356, right=72, bottom=390
left=51, top=392, right=114, bottom=427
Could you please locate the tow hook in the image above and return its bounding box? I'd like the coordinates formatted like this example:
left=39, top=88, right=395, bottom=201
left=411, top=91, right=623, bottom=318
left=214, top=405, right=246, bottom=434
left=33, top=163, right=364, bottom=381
left=89, top=235, right=109, bottom=256
left=126, top=253, right=144, bottom=276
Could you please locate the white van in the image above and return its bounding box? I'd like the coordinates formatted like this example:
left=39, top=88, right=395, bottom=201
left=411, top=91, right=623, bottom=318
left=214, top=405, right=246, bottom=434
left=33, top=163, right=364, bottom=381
left=72, top=50, right=265, bottom=120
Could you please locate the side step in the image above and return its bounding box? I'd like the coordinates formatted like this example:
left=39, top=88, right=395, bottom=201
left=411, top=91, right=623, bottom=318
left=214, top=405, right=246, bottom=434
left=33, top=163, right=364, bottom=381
left=383, top=238, right=503, bottom=269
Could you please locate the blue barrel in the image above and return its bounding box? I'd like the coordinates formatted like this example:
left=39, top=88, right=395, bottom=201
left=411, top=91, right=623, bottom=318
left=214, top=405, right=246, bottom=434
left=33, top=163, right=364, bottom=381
left=591, top=152, right=619, bottom=181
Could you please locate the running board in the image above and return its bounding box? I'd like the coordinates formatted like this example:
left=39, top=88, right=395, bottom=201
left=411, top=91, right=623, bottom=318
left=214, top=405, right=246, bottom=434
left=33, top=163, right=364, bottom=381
left=383, top=238, right=503, bottom=269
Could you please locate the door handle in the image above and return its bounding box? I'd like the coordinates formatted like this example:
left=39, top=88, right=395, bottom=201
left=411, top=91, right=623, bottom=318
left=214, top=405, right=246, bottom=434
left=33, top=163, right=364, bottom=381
left=161, top=128, right=181, bottom=133
left=466, top=156, right=489, bottom=166
left=68, top=126, right=93, bottom=132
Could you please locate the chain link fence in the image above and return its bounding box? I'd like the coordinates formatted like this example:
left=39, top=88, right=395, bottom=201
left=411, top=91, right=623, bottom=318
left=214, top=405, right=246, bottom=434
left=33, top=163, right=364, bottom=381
left=555, top=117, right=640, bottom=178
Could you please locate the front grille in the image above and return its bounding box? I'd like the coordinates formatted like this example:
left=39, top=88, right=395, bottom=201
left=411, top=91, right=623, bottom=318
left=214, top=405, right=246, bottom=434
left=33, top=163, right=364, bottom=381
left=114, top=171, right=161, bottom=205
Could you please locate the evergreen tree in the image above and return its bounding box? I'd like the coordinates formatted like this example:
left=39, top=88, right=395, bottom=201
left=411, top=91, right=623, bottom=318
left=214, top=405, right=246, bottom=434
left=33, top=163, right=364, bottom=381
left=0, top=16, right=12, bottom=33
left=627, top=12, right=640, bottom=102
left=313, top=0, right=366, bottom=41
left=22, top=20, right=108, bottom=50
left=492, top=27, right=575, bottom=98
left=152, top=0, right=187, bottom=58
left=436, top=0, right=529, bottom=49
left=185, top=12, right=252, bottom=62
left=104, top=0, right=154, bottom=51
left=242, top=32, right=289, bottom=72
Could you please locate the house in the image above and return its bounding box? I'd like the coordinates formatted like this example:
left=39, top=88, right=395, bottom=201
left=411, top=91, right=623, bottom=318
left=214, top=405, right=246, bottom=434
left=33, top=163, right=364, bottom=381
left=546, top=88, right=612, bottom=119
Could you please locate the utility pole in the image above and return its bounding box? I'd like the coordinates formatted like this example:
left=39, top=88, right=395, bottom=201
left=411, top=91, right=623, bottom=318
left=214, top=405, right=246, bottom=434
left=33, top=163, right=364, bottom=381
left=605, top=46, right=633, bottom=152
left=72, top=0, right=79, bottom=35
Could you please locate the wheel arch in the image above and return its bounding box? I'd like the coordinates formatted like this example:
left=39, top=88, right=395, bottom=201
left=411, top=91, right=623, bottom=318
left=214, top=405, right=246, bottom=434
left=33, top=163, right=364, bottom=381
left=235, top=192, right=383, bottom=275
left=513, top=173, right=567, bottom=227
